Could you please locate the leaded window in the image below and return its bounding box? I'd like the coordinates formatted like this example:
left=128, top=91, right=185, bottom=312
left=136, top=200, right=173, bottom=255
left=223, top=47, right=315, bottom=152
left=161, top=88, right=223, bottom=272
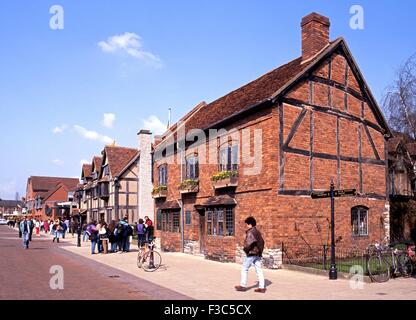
left=351, top=206, right=368, bottom=237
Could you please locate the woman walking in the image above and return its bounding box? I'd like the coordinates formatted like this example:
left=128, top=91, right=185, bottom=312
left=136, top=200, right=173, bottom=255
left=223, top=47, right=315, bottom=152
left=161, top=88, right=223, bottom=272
left=35, top=220, right=40, bottom=237
left=137, top=219, right=146, bottom=249
left=43, top=220, right=50, bottom=234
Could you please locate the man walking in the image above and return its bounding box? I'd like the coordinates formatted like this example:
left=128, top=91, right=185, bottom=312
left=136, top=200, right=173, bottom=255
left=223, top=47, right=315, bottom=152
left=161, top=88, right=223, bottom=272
left=235, top=217, right=266, bottom=293
left=20, top=216, right=31, bottom=250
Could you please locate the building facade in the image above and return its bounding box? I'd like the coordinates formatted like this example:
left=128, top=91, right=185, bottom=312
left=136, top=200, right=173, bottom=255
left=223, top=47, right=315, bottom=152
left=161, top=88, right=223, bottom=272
left=153, top=13, right=392, bottom=268
left=26, top=176, right=79, bottom=220
left=75, top=131, right=154, bottom=224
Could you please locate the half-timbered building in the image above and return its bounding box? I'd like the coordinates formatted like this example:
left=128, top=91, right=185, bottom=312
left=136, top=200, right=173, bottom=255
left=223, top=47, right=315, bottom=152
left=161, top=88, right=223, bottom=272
left=153, top=13, right=392, bottom=267
left=76, top=131, right=154, bottom=224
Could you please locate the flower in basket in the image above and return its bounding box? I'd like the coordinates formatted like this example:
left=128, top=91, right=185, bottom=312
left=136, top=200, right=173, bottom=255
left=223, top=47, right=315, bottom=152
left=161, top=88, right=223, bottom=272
left=211, top=170, right=238, bottom=182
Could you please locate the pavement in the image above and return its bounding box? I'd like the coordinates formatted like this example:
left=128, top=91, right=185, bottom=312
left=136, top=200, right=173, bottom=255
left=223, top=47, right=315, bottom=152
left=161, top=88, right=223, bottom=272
left=2, top=225, right=416, bottom=300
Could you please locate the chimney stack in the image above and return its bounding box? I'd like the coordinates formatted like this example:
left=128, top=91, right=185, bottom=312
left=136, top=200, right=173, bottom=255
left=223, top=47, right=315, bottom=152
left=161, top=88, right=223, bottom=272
left=301, top=12, right=330, bottom=62
left=137, top=129, right=154, bottom=221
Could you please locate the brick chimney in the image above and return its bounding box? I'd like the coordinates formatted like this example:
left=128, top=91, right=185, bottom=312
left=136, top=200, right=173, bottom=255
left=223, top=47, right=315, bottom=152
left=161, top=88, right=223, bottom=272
left=301, top=12, right=330, bottom=62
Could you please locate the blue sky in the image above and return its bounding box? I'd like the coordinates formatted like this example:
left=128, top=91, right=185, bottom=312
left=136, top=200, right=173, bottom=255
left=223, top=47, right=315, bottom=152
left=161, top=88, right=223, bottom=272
left=0, top=0, right=415, bottom=199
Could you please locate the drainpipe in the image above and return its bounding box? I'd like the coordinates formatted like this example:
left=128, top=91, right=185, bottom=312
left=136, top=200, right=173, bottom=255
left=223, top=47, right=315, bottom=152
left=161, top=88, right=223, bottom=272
left=178, top=141, right=185, bottom=253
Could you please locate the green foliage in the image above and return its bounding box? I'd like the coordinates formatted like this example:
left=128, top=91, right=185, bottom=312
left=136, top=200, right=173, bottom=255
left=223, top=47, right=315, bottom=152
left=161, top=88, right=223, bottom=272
left=152, top=185, right=167, bottom=194
left=211, top=170, right=238, bottom=182
left=179, top=179, right=198, bottom=190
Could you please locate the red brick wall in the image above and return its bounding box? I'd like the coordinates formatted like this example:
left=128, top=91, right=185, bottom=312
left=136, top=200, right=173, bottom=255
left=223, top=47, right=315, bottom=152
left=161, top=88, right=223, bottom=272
left=154, top=50, right=389, bottom=263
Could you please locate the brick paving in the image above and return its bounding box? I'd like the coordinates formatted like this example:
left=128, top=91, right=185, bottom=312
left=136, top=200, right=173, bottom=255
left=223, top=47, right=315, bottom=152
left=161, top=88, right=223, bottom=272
left=0, top=226, right=189, bottom=300
left=2, top=225, right=416, bottom=300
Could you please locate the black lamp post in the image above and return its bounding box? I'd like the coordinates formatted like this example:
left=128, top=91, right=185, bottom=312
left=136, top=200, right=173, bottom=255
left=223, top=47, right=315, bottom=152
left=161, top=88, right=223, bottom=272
left=329, top=180, right=338, bottom=280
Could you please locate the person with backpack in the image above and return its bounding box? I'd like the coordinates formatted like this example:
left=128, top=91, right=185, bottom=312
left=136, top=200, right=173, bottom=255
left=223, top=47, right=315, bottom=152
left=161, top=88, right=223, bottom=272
left=87, top=221, right=99, bottom=254
left=136, top=219, right=146, bottom=249
left=235, top=216, right=266, bottom=294
left=107, top=220, right=118, bottom=253
left=144, top=216, right=154, bottom=244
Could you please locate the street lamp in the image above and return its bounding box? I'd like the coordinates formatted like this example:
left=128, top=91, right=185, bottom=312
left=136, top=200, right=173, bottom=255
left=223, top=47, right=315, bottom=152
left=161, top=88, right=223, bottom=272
left=329, top=180, right=338, bottom=280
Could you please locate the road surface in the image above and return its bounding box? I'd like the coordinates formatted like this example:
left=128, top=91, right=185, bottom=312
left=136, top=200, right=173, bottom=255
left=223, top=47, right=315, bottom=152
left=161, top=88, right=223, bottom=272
left=0, top=225, right=189, bottom=300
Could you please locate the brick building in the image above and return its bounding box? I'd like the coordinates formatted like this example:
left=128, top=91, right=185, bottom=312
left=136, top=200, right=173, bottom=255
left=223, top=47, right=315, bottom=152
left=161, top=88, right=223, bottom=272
left=25, top=176, right=79, bottom=220
left=75, top=131, right=154, bottom=224
left=0, top=199, right=25, bottom=219
left=153, top=13, right=392, bottom=267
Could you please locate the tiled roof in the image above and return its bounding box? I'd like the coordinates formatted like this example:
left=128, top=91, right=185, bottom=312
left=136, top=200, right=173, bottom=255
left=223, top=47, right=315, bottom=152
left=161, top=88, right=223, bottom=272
left=0, top=200, right=25, bottom=208
left=92, top=156, right=102, bottom=175
left=182, top=56, right=310, bottom=133
left=82, top=164, right=92, bottom=179
left=105, top=146, right=139, bottom=178
left=387, top=137, right=403, bottom=154
left=406, top=143, right=416, bottom=156
left=30, top=176, right=79, bottom=193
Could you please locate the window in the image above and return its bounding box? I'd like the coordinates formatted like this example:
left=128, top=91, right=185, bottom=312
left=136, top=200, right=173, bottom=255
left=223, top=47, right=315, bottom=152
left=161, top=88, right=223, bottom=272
left=185, top=210, right=192, bottom=225
left=161, top=210, right=181, bottom=233
left=103, top=165, right=110, bottom=177
left=92, top=171, right=98, bottom=180
left=106, top=209, right=112, bottom=223
left=351, top=206, right=368, bottom=237
left=206, top=207, right=234, bottom=236
left=156, top=210, right=162, bottom=230
left=219, top=144, right=239, bottom=172
left=185, top=155, right=199, bottom=180
left=158, top=165, right=168, bottom=186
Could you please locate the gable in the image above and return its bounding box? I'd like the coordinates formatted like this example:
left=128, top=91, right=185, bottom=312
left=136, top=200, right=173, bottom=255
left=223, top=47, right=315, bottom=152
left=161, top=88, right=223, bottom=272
left=277, top=38, right=390, bottom=136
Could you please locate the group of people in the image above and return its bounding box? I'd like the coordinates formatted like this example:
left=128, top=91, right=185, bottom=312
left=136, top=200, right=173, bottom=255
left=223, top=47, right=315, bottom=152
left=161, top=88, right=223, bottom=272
left=12, top=216, right=79, bottom=249
left=83, top=216, right=154, bottom=255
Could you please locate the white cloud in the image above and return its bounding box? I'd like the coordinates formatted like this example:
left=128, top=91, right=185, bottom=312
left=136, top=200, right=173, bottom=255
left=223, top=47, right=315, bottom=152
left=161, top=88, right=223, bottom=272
left=52, top=159, right=64, bottom=166
left=102, top=113, right=116, bottom=128
left=98, top=32, right=162, bottom=67
left=53, top=124, right=68, bottom=134
left=141, top=115, right=167, bottom=135
left=73, top=125, right=114, bottom=144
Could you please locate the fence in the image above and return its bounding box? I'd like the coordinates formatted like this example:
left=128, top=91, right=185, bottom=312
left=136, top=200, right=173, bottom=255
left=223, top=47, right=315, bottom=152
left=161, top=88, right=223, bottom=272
left=282, top=243, right=369, bottom=274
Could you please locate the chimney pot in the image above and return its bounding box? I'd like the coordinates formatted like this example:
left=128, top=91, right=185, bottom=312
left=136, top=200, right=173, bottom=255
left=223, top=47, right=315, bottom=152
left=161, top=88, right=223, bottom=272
left=301, top=12, right=330, bottom=62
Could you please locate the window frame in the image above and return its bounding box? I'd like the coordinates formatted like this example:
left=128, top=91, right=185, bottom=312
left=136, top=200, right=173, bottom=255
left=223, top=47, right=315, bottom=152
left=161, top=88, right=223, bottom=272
left=158, top=164, right=168, bottom=186
left=351, top=206, right=369, bottom=237
left=206, top=207, right=235, bottom=237
left=219, top=143, right=239, bottom=172
left=185, top=154, right=199, bottom=180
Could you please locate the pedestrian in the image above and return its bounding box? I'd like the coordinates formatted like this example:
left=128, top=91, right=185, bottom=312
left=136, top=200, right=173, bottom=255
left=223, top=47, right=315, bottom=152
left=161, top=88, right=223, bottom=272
left=98, top=222, right=108, bottom=253
left=28, top=218, right=34, bottom=241
left=137, top=219, right=146, bottom=249
left=43, top=220, right=50, bottom=234
left=235, top=216, right=266, bottom=293
left=62, top=219, right=69, bottom=239
left=108, top=220, right=117, bottom=253
left=35, top=219, right=40, bottom=237
left=144, top=216, right=154, bottom=243
left=52, top=219, right=63, bottom=243
left=82, top=223, right=89, bottom=242
left=20, top=216, right=30, bottom=250
left=88, top=221, right=99, bottom=254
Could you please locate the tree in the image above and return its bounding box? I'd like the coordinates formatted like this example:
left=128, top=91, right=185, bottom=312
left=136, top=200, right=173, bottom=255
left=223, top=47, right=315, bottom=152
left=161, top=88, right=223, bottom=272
left=383, top=53, right=416, bottom=139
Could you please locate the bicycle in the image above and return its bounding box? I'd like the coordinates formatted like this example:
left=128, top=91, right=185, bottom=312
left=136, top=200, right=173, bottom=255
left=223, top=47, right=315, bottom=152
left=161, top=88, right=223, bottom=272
left=367, top=243, right=413, bottom=283
left=137, top=239, right=162, bottom=272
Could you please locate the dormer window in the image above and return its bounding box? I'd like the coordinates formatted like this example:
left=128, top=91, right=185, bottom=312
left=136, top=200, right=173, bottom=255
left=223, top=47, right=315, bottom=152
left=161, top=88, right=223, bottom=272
left=92, top=171, right=98, bottom=180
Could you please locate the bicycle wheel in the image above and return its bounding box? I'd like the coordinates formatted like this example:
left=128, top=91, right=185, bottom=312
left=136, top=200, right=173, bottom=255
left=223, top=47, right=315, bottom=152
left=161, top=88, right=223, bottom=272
left=397, top=253, right=414, bottom=278
left=367, top=255, right=390, bottom=283
left=141, top=251, right=162, bottom=272
left=137, top=252, right=143, bottom=268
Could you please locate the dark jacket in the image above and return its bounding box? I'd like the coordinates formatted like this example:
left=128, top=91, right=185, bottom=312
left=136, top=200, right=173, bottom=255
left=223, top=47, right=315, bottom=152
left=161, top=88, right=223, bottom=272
left=243, top=227, right=265, bottom=257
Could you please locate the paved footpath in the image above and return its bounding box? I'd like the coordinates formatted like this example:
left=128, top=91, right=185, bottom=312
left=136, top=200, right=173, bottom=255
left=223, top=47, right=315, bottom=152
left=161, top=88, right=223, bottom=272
left=2, top=225, right=416, bottom=300
left=0, top=226, right=189, bottom=300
